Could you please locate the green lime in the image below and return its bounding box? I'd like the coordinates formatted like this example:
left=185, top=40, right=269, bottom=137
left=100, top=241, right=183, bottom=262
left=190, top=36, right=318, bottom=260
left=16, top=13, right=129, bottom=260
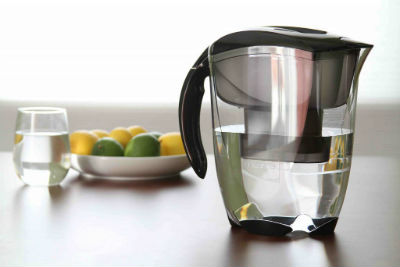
left=124, top=133, right=160, bottom=157
left=91, top=137, right=124, bottom=156
left=148, top=131, right=163, bottom=139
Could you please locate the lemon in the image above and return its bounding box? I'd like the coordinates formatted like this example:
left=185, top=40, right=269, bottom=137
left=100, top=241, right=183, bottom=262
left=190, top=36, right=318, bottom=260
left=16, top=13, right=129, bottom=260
left=127, top=125, right=147, bottom=137
left=91, top=129, right=109, bottom=138
left=109, top=127, right=132, bottom=148
left=92, top=137, right=124, bottom=156
left=158, top=132, right=185, bottom=156
left=14, top=134, right=23, bottom=144
left=70, top=130, right=98, bottom=155
left=125, top=133, right=160, bottom=157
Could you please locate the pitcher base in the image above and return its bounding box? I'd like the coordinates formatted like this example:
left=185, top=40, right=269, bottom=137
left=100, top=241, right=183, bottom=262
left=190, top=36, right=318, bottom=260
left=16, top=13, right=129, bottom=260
left=230, top=215, right=338, bottom=236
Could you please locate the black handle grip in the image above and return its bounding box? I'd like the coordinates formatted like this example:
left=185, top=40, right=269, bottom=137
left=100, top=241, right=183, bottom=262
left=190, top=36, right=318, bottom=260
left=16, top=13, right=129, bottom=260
left=179, top=48, right=210, bottom=178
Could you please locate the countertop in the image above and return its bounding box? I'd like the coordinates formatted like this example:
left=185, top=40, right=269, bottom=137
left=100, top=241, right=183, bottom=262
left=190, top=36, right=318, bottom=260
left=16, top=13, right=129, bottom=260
left=0, top=151, right=399, bottom=266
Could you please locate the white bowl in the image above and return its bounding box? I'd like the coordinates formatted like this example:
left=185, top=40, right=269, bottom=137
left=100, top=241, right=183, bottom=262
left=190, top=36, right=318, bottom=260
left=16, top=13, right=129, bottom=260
left=70, top=154, right=191, bottom=180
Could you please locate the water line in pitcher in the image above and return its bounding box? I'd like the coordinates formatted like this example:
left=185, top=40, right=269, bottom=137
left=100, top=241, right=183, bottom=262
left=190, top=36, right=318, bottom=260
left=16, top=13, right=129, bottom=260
left=214, top=125, right=352, bottom=224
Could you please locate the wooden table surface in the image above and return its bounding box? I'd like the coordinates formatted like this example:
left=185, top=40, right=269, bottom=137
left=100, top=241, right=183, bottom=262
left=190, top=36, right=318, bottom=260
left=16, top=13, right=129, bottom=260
left=0, top=152, right=399, bottom=267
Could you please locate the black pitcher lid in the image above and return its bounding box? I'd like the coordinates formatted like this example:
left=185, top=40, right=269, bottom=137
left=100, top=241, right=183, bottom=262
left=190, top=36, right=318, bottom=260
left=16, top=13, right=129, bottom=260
left=210, top=26, right=373, bottom=55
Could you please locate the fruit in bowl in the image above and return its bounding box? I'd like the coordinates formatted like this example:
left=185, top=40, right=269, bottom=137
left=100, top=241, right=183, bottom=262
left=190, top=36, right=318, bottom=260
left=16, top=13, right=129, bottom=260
left=125, top=133, right=160, bottom=157
left=69, top=126, right=190, bottom=179
left=91, top=137, right=124, bottom=157
left=159, top=132, right=185, bottom=156
left=69, top=126, right=186, bottom=158
left=70, top=130, right=99, bottom=155
left=127, top=125, right=147, bottom=137
left=109, top=127, right=132, bottom=148
left=91, top=129, right=109, bottom=138
left=148, top=131, right=163, bottom=139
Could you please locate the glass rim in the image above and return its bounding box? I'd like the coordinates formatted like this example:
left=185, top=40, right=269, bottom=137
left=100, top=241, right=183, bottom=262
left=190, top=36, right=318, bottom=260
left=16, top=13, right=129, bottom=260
left=17, top=107, right=66, bottom=114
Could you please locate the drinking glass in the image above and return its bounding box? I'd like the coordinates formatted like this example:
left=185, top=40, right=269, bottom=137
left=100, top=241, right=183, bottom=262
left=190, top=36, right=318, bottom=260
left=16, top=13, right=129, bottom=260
left=13, top=107, right=70, bottom=186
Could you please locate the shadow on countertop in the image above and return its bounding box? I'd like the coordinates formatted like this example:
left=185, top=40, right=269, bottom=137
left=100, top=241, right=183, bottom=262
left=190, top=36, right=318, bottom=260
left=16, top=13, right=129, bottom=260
left=222, top=225, right=346, bottom=267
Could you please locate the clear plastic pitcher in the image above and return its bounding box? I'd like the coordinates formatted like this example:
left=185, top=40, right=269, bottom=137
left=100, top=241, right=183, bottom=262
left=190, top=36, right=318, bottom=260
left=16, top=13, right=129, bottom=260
left=179, top=27, right=372, bottom=236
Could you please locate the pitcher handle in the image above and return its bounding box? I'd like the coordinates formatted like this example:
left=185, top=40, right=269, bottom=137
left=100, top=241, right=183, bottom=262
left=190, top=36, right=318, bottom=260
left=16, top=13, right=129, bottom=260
left=178, top=48, right=209, bottom=178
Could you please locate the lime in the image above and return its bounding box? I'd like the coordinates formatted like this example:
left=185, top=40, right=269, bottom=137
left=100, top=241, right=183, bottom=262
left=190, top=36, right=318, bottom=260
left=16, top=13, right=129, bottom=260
left=148, top=131, right=163, bottom=139
left=91, top=137, right=124, bottom=156
left=124, top=133, right=160, bottom=157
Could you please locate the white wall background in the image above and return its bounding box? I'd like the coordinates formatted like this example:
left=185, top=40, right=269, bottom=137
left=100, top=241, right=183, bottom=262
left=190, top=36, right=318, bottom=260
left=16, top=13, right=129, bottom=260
left=0, top=0, right=399, bottom=105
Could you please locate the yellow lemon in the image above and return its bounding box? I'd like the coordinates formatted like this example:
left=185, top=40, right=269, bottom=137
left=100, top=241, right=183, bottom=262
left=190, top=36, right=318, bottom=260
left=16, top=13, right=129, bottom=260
left=109, top=127, right=132, bottom=148
left=91, top=129, right=109, bottom=138
left=14, top=134, right=23, bottom=144
left=158, top=132, right=185, bottom=156
left=70, top=130, right=98, bottom=155
left=127, top=125, right=147, bottom=137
